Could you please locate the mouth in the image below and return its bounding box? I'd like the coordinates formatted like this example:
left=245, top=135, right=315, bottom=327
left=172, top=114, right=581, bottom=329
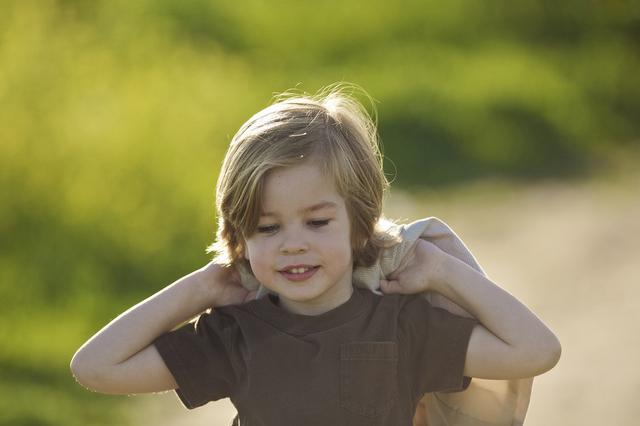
left=279, top=265, right=319, bottom=282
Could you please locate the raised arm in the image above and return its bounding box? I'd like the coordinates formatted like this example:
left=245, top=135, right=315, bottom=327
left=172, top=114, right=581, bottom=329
left=70, top=262, right=255, bottom=395
left=380, top=239, right=561, bottom=380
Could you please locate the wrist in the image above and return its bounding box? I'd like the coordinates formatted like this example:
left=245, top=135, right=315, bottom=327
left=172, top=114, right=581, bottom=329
left=194, top=263, right=224, bottom=305
left=197, top=261, right=244, bottom=306
left=420, top=241, right=448, bottom=292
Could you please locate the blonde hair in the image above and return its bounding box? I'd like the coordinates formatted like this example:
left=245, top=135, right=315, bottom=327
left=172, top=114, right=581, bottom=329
left=207, top=83, right=398, bottom=268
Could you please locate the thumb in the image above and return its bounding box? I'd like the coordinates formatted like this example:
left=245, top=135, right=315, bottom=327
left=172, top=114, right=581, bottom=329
left=379, top=279, right=405, bottom=294
left=243, top=290, right=258, bottom=303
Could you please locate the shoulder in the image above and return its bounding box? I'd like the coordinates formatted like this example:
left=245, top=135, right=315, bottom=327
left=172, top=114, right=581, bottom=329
left=212, top=294, right=270, bottom=316
left=397, top=293, right=434, bottom=313
left=358, top=290, right=432, bottom=325
left=194, top=301, right=256, bottom=333
left=391, top=293, right=475, bottom=333
left=373, top=291, right=431, bottom=313
left=204, top=295, right=273, bottom=328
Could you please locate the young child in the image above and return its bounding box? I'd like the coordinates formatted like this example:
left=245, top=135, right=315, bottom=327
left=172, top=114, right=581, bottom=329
left=70, top=84, right=561, bottom=425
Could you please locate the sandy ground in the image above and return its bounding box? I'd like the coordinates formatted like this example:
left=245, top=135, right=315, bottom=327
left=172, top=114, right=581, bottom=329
left=127, top=163, right=640, bottom=425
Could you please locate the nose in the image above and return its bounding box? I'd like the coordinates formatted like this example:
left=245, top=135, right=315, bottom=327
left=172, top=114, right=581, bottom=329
left=279, top=228, right=308, bottom=255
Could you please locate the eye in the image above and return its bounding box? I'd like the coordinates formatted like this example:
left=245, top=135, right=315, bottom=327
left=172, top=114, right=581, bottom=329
left=308, top=219, right=330, bottom=228
left=257, top=224, right=279, bottom=234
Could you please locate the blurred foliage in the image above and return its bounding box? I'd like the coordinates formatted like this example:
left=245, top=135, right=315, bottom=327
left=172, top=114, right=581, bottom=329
left=0, top=0, right=638, bottom=424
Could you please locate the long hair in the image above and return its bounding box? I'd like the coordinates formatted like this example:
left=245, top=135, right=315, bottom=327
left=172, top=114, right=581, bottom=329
left=207, top=83, right=398, bottom=268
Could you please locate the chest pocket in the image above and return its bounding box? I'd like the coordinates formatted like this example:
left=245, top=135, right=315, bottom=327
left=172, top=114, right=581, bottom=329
left=339, top=341, right=398, bottom=419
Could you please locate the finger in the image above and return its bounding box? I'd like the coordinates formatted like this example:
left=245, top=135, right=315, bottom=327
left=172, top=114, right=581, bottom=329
left=380, top=279, right=404, bottom=294
left=229, top=267, right=241, bottom=282
left=245, top=290, right=258, bottom=302
left=387, top=263, right=409, bottom=281
left=386, top=269, right=405, bottom=282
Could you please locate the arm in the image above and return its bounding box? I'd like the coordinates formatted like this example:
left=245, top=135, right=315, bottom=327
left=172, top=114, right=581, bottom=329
left=70, top=262, right=255, bottom=395
left=380, top=239, right=561, bottom=380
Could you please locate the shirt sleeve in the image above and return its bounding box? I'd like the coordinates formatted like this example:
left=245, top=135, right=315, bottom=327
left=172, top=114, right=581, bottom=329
left=153, top=310, right=241, bottom=409
left=399, top=295, right=477, bottom=395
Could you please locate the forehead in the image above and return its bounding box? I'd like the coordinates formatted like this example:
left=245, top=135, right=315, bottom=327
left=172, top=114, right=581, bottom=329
left=260, top=200, right=339, bottom=218
left=259, top=162, right=344, bottom=214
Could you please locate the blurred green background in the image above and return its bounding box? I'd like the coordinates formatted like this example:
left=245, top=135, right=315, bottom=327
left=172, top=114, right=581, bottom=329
left=1, top=0, right=638, bottom=425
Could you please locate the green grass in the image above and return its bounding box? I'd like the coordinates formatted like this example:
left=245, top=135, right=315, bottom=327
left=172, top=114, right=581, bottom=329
left=1, top=0, right=638, bottom=424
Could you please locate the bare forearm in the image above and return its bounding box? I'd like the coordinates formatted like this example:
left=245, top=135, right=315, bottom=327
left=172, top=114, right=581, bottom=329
left=382, top=239, right=560, bottom=377
left=431, top=252, right=559, bottom=353
left=72, top=267, right=216, bottom=369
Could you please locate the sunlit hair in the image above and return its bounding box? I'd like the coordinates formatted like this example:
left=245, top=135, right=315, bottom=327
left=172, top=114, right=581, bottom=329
left=206, top=83, right=398, bottom=268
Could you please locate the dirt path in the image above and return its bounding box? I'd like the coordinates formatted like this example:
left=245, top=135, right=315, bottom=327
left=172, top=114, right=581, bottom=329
left=128, top=163, right=640, bottom=425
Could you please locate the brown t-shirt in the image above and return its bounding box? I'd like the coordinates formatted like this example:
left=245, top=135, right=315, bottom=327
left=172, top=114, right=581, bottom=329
left=153, top=287, right=476, bottom=426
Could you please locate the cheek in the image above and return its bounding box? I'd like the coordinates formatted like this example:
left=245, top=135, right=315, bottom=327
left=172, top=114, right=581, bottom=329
left=320, top=233, right=353, bottom=260
left=245, top=240, right=273, bottom=271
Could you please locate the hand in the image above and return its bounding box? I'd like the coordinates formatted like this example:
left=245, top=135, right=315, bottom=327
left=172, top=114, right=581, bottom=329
left=379, top=239, right=444, bottom=295
left=200, top=261, right=257, bottom=307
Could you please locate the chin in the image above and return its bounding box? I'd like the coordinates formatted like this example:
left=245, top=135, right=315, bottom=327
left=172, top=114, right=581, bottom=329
left=279, top=286, right=325, bottom=302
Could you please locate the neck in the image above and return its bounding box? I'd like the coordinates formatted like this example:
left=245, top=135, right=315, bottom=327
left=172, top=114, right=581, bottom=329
left=279, top=285, right=354, bottom=316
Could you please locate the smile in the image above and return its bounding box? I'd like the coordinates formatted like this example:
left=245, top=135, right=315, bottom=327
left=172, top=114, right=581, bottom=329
left=287, top=267, right=312, bottom=274
left=279, top=265, right=319, bottom=282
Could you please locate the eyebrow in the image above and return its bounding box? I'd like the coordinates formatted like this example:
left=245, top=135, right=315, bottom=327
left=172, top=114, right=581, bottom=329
left=260, top=201, right=338, bottom=217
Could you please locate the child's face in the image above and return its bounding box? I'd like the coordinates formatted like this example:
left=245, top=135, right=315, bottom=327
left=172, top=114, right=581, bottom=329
left=244, top=161, right=354, bottom=315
